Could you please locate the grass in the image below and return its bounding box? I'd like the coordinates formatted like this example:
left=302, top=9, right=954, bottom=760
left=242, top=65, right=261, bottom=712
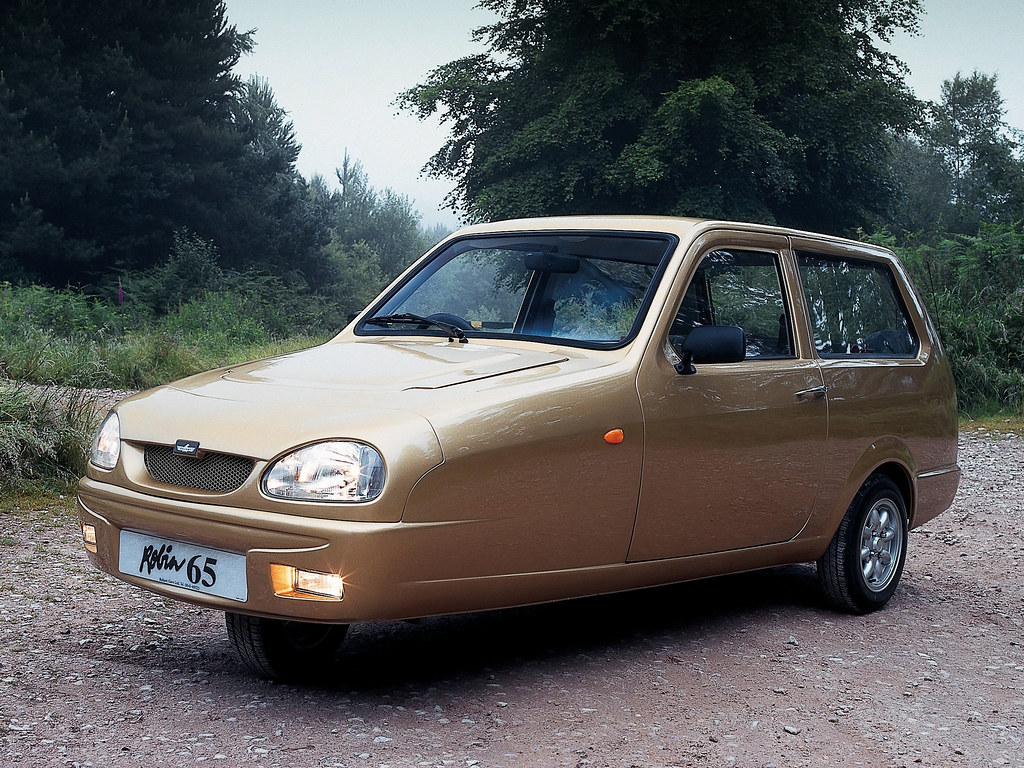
left=0, top=381, right=103, bottom=493
left=1, top=324, right=328, bottom=391
left=0, top=486, right=76, bottom=514
left=960, top=414, right=1024, bottom=435
left=0, top=324, right=329, bottom=493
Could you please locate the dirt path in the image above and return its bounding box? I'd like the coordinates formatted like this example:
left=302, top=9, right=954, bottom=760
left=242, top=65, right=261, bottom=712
left=1, top=431, right=1021, bottom=768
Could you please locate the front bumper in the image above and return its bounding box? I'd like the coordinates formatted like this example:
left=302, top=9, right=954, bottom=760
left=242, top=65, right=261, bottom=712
left=77, top=476, right=447, bottom=624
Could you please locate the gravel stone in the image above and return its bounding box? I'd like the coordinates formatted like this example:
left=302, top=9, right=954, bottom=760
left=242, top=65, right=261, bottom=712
left=1, top=430, right=1021, bottom=766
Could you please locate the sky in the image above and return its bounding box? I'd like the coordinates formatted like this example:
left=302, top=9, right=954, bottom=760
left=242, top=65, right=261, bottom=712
left=227, top=0, right=1024, bottom=229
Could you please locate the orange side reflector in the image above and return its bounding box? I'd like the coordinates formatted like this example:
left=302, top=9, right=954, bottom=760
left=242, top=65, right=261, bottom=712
left=604, top=429, right=624, bottom=444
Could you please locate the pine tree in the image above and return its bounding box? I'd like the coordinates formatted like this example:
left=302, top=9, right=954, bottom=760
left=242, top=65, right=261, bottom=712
left=0, top=0, right=253, bottom=284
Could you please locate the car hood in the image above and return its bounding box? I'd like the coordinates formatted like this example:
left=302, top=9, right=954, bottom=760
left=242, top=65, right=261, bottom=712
left=113, top=340, right=569, bottom=458
left=214, top=339, right=569, bottom=394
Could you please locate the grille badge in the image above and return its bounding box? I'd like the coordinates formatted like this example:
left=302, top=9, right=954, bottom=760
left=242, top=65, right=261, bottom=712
left=173, top=439, right=201, bottom=458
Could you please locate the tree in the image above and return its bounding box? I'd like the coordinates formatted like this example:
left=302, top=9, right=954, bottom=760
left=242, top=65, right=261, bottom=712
left=399, top=0, right=924, bottom=235
left=925, top=71, right=1022, bottom=231
left=222, top=76, right=329, bottom=284
left=0, top=0, right=283, bottom=285
left=329, top=153, right=428, bottom=281
left=885, top=135, right=953, bottom=237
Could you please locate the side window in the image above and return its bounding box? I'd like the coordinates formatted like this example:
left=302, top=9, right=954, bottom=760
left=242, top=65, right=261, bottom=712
left=797, top=252, right=919, bottom=358
left=670, top=250, right=793, bottom=359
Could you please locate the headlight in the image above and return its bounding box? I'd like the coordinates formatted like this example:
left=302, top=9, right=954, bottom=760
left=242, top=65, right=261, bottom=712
left=262, top=441, right=385, bottom=502
left=89, top=412, right=121, bottom=470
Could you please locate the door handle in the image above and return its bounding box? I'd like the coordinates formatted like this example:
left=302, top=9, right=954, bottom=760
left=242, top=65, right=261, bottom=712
left=795, top=385, right=828, bottom=401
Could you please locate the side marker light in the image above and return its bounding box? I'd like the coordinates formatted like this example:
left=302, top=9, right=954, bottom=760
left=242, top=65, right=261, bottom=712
left=82, top=523, right=98, bottom=553
left=604, top=429, right=625, bottom=444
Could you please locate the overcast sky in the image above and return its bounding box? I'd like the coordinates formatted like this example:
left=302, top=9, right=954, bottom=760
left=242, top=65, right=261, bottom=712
left=227, top=0, right=1024, bottom=229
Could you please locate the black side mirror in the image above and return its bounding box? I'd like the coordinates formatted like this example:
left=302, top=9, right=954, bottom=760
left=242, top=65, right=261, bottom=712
left=676, top=325, right=746, bottom=375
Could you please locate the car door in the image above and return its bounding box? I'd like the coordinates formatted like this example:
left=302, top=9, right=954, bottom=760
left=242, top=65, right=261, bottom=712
left=628, top=234, right=827, bottom=561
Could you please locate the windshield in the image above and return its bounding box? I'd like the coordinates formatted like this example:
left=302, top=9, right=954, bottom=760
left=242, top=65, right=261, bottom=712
left=357, top=232, right=675, bottom=347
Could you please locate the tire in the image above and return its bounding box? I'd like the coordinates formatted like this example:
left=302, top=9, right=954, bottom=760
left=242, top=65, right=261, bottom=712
left=817, top=475, right=909, bottom=613
left=225, top=612, right=349, bottom=681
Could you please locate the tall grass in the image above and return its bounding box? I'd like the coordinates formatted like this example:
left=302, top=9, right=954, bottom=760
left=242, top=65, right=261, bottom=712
left=0, top=381, right=99, bottom=491
left=0, top=281, right=330, bottom=390
left=887, top=222, right=1024, bottom=417
left=0, top=278, right=331, bottom=488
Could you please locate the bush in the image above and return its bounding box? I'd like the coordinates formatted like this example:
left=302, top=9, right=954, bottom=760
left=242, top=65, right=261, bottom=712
left=0, top=281, right=124, bottom=338
left=887, top=222, right=1024, bottom=416
left=0, top=236, right=341, bottom=390
left=0, top=380, right=99, bottom=490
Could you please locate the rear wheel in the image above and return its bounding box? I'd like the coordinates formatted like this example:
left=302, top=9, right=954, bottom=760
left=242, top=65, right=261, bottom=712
left=817, top=475, right=909, bottom=613
left=225, top=612, right=348, bottom=681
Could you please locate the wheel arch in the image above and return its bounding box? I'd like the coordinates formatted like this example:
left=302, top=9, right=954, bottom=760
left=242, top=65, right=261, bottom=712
left=812, top=439, right=917, bottom=551
left=869, top=461, right=914, bottom=524
left=844, top=437, right=916, bottom=522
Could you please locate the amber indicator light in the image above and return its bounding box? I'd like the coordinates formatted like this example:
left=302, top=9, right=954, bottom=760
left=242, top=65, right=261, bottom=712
left=604, top=429, right=624, bottom=444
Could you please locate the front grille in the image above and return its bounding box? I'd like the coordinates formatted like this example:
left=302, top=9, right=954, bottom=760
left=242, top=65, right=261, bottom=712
left=144, top=445, right=255, bottom=493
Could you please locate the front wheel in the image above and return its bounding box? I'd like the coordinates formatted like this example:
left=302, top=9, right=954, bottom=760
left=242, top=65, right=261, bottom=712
left=817, top=475, right=909, bottom=613
left=225, top=612, right=349, bottom=681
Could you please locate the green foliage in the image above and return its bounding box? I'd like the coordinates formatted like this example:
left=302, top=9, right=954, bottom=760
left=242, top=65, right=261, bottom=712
left=400, top=0, right=923, bottom=234
left=0, top=253, right=339, bottom=487
left=0, top=1, right=342, bottom=290
left=0, top=0, right=262, bottom=284
left=926, top=72, right=1019, bottom=220
left=1, top=4, right=441, bottom=320
left=328, top=155, right=432, bottom=283
left=875, top=72, right=1023, bottom=416
left=220, top=76, right=330, bottom=281
left=0, top=261, right=334, bottom=391
left=0, top=280, right=123, bottom=338
left=0, top=329, right=113, bottom=388
left=0, top=380, right=98, bottom=490
left=879, top=223, right=1024, bottom=415
left=888, top=72, right=1023, bottom=239
left=321, top=237, right=387, bottom=318
left=128, top=230, right=227, bottom=316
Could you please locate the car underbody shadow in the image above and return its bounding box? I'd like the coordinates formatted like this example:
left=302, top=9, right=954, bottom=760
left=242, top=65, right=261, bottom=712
left=319, top=563, right=823, bottom=690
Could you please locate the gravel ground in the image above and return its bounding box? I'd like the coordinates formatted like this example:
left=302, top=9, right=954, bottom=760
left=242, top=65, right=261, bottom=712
left=1, top=430, right=1021, bottom=768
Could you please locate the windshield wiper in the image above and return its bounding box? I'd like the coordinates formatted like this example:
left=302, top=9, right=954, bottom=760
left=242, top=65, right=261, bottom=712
left=364, top=313, right=468, bottom=343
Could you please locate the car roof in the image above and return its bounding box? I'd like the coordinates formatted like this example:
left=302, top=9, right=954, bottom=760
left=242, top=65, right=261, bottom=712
left=449, top=216, right=895, bottom=260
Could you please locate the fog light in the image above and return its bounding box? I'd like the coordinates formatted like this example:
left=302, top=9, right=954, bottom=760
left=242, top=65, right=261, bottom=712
left=295, top=569, right=345, bottom=600
left=82, top=524, right=97, bottom=553
left=270, top=564, right=344, bottom=601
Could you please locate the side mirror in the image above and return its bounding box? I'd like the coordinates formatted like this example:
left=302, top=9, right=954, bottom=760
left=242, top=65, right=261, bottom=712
left=676, top=325, right=746, bottom=375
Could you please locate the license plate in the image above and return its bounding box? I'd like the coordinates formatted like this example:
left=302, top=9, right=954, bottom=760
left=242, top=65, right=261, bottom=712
left=118, top=530, right=247, bottom=602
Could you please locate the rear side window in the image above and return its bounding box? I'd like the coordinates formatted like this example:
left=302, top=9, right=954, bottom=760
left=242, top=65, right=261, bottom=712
left=797, top=253, right=919, bottom=358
